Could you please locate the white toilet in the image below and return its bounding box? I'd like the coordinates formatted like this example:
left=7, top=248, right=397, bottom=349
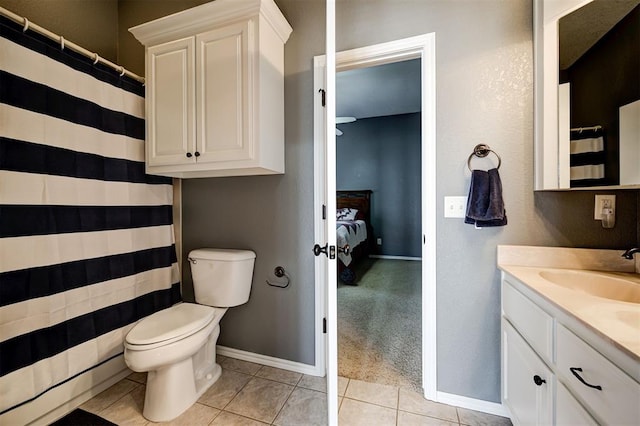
left=124, top=248, right=255, bottom=422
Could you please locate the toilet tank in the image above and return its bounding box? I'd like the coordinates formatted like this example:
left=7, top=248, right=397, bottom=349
left=188, top=248, right=256, bottom=307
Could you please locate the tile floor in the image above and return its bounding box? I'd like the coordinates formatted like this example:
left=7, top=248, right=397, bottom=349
left=80, top=356, right=512, bottom=426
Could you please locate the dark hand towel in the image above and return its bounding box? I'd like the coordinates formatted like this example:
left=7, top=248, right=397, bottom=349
left=465, top=168, right=507, bottom=227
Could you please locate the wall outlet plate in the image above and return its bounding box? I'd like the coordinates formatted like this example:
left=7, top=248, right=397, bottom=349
left=444, top=196, right=467, bottom=218
left=594, top=195, right=616, bottom=220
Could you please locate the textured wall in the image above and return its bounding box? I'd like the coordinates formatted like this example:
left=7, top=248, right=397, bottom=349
left=337, top=113, right=422, bottom=258
left=0, top=0, right=118, bottom=62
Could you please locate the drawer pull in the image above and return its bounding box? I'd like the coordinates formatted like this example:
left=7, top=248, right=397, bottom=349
left=570, top=367, right=602, bottom=391
left=533, top=375, right=546, bottom=386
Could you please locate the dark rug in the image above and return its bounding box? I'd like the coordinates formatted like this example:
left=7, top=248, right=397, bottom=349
left=50, top=409, right=116, bottom=426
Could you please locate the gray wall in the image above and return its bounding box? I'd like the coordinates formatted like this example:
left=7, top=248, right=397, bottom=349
left=4, top=0, right=638, bottom=406
left=0, top=0, right=119, bottom=62
left=337, top=113, right=422, bottom=258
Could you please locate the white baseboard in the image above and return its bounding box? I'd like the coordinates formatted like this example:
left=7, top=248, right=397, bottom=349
left=369, top=255, right=421, bottom=261
left=217, top=346, right=322, bottom=377
left=2, top=355, right=131, bottom=426
left=436, top=391, right=510, bottom=418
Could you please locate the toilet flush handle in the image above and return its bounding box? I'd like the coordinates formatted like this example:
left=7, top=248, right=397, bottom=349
left=187, top=257, right=197, bottom=264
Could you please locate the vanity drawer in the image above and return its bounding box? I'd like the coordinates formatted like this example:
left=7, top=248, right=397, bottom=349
left=556, top=323, right=640, bottom=425
left=502, top=280, right=554, bottom=362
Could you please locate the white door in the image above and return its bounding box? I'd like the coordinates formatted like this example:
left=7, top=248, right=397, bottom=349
left=314, top=17, right=437, bottom=424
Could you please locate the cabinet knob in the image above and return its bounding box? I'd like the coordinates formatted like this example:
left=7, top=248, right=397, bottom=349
left=533, top=375, right=546, bottom=386
left=186, top=152, right=193, bottom=158
left=194, top=151, right=200, bottom=157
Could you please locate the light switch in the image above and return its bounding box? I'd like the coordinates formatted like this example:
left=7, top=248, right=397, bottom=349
left=444, top=196, right=467, bottom=218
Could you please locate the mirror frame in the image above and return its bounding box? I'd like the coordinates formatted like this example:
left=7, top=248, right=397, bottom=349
left=533, top=0, right=640, bottom=191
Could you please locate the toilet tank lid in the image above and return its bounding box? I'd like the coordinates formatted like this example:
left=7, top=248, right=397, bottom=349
left=188, top=248, right=256, bottom=261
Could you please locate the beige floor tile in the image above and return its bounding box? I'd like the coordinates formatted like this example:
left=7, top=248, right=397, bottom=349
left=457, top=408, right=512, bottom=426
left=398, top=410, right=460, bottom=425
left=297, top=374, right=327, bottom=392
left=221, top=358, right=262, bottom=375
left=344, top=379, right=399, bottom=409
left=81, top=379, right=141, bottom=414
left=338, top=398, right=396, bottom=426
left=98, top=385, right=148, bottom=426
left=217, top=354, right=228, bottom=364
left=338, top=376, right=349, bottom=396
left=273, top=387, right=327, bottom=426
left=255, top=365, right=302, bottom=386
left=127, top=371, right=148, bottom=384
left=398, top=388, right=458, bottom=422
left=198, top=369, right=252, bottom=409
left=224, top=377, right=294, bottom=423
left=211, top=411, right=269, bottom=425
left=150, top=402, right=220, bottom=425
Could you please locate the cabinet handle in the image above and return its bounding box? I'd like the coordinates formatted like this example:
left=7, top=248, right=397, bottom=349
left=186, top=152, right=193, bottom=158
left=194, top=151, right=200, bottom=157
left=533, top=375, right=546, bottom=386
left=570, top=367, right=602, bottom=391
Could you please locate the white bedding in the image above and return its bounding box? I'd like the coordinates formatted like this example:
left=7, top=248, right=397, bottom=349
left=336, top=220, right=367, bottom=266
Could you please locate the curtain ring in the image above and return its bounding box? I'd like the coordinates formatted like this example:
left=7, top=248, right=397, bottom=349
left=119, top=66, right=126, bottom=77
left=22, top=18, right=29, bottom=32
left=60, top=36, right=65, bottom=50
left=93, top=53, right=100, bottom=65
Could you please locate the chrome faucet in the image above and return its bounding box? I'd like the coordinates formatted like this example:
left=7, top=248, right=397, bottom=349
left=622, top=248, right=640, bottom=259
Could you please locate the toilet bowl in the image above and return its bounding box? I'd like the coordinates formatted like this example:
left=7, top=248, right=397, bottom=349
left=123, top=248, right=255, bottom=422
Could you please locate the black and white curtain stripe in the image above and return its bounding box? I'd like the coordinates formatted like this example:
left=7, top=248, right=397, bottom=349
left=0, top=15, right=180, bottom=415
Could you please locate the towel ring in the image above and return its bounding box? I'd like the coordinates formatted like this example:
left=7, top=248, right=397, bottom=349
left=467, top=144, right=501, bottom=171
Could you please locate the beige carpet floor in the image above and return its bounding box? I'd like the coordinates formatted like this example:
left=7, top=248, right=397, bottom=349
left=337, top=258, right=422, bottom=391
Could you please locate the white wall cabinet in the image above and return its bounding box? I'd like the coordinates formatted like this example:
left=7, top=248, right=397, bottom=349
left=501, top=275, right=640, bottom=425
left=130, top=0, right=292, bottom=178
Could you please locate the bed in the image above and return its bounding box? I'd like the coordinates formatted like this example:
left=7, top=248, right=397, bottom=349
left=336, top=190, right=374, bottom=284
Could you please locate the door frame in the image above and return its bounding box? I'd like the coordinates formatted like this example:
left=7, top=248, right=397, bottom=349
left=313, top=32, right=437, bottom=404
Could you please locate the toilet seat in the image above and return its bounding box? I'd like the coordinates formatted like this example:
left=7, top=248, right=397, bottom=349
left=125, top=303, right=223, bottom=350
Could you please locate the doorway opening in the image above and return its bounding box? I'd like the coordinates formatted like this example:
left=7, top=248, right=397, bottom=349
left=335, top=59, right=423, bottom=390
left=312, top=34, right=437, bottom=414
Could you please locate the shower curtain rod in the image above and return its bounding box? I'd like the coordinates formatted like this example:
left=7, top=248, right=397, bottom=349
left=0, top=6, right=145, bottom=84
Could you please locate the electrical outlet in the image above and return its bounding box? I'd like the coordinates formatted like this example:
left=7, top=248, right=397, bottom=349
left=594, top=195, right=616, bottom=220
left=444, top=196, right=468, bottom=218
left=376, top=238, right=382, bottom=245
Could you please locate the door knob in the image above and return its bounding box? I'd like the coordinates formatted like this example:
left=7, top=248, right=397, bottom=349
left=338, top=244, right=350, bottom=256
left=313, top=244, right=328, bottom=257
left=533, top=375, right=546, bottom=386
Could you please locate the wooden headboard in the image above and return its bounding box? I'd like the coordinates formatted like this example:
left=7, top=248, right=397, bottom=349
left=336, top=190, right=372, bottom=222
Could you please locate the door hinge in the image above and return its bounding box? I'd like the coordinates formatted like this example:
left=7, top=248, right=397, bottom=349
left=322, top=204, right=326, bottom=220
left=323, top=317, right=327, bottom=334
left=319, top=89, right=326, bottom=107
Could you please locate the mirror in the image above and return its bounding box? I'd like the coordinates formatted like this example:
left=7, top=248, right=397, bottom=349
left=534, top=0, right=640, bottom=190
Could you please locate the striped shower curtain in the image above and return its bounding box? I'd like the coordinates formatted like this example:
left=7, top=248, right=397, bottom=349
left=0, top=15, right=181, bottom=415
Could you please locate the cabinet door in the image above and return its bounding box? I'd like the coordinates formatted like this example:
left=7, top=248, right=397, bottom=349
left=503, top=319, right=554, bottom=425
left=196, top=20, right=253, bottom=164
left=556, top=382, right=598, bottom=426
left=147, top=38, right=196, bottom=166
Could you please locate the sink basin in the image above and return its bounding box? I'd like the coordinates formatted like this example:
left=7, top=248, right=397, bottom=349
left=538, top=270, right=640, bottom=303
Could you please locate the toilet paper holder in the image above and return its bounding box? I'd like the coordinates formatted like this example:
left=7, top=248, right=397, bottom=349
left=266, top=266, right=290, bottom=288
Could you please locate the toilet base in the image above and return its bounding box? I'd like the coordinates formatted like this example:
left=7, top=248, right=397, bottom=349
left=139, top=324, right=222, bottom=422
left=143, top=360, right=222, bottom=422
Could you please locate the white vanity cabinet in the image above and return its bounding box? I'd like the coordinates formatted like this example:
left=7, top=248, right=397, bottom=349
left=501, top=275, right=640, bottom=425
left=130, top=0, right=292, bottom=178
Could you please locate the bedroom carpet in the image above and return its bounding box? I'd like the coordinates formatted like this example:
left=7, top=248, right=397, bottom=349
left=338, top=258, right=422, bottom=391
